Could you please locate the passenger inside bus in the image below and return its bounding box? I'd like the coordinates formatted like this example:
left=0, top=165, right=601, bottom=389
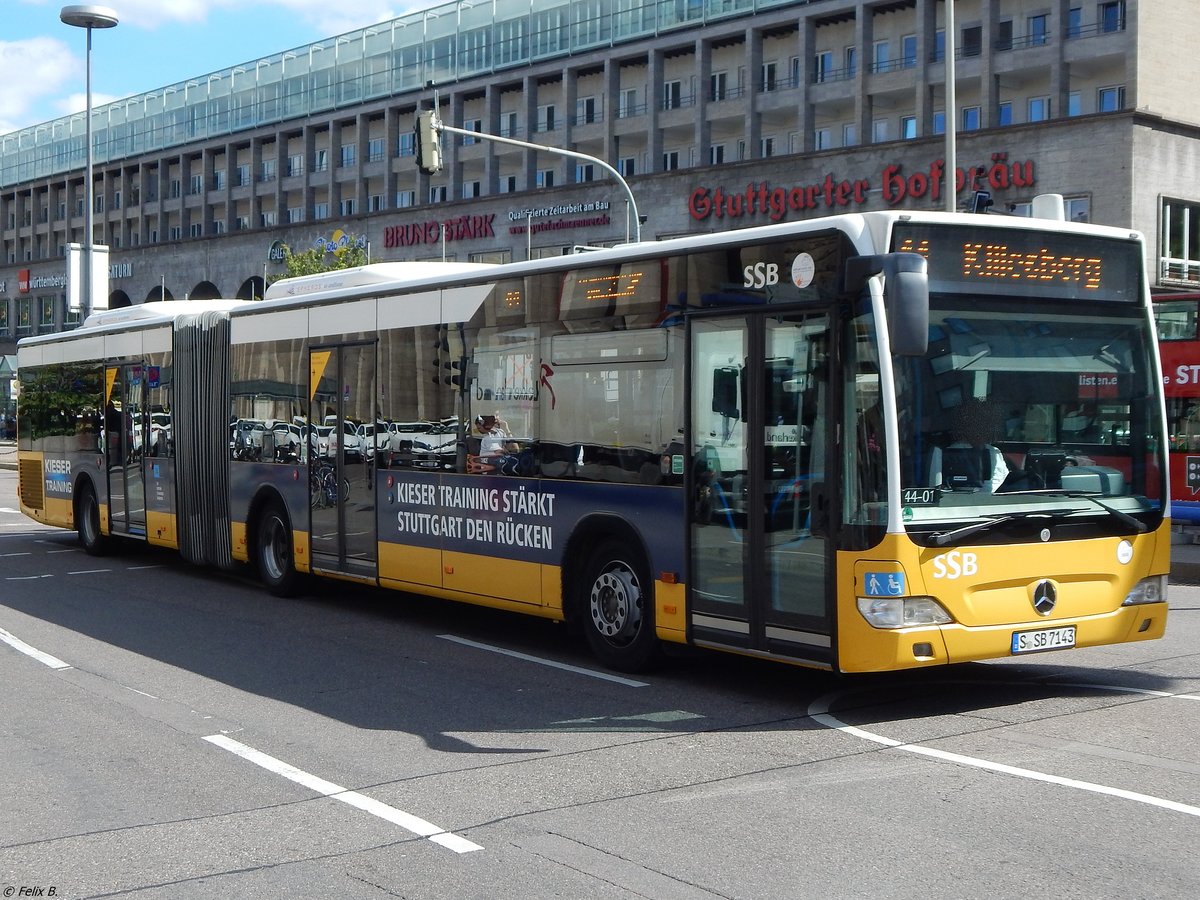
left=468, top=413, right=525, bottom=474
left=929, top=398, right=1010, bottom=492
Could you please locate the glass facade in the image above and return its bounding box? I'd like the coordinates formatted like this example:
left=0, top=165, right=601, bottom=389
left=0, top=0, right=780, bottom=188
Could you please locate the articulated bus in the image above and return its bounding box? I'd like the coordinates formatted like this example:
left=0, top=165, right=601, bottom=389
left=1153, top=293, right=1200, bottom=524
left=16, top=208, right=1170, bottom=673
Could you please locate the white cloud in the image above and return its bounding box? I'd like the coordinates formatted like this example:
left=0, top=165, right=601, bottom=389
left=0, top=36, right=79, bottom=134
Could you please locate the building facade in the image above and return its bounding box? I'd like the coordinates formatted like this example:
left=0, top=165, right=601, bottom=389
left=1, top=0, right=1197, bottom=356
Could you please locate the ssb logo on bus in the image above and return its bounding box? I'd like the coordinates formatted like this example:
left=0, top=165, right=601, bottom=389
left=743, top=262, right=779, bottom=289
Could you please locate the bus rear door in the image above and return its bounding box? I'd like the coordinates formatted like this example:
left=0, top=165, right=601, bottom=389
left=105, top=363, right=146, bottom=538
left=688, top=313, right=833, bottom=667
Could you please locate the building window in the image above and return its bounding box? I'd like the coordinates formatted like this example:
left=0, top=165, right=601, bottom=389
left=872, top=119, right=888, bottom=143
left=663, top=80, right=682, bottom=109
left=212, top=220, right=225, bottom=235
left=1100, top=1, right=1125, bottom=33
left=1098, top=86, right=1125, bottom=112
left=618, top=157, right=636, bottom=177
left=1028, top=96, right=1050, bottom=121
left=961, top=106, right=981, bottom=131
left=1067, top=7, right=1083, bottom=38
left=313, top=149, right=329, bottom=171
left=169, top=179, right=182, bottom=198
left=287, top=154, right=304, bottom=177
left=234, top=218, right=248, bottom=232
left=760, top=61, right=777, bottom=92
left=369, top=194, right=384, bottom=212
left=500, top=175, right=517, bottom=193
left=339, top=198, right=357, bottom=215
left=169, top=225, right=183, bottom=240
left=189, top=174, right=203, bottom=194
left=213, top=170, right=226, bottom=190
left=396, top=191, right=415, bottom=208
left=537, top=104, right=556, bottom=131
left=339, top=145, right=355, bottom=167
left=995, top=19, right=1014, bottom=51
left=759, top=137, right=775, bottom=158
left=397, top=133, right=415, bottom=157
left=961, top=25, right=982, bottom=57
left=1065, top=196, right=1090, bottom=222
left=1068, top=91, right=1082, bottom=116
left=618, top=88, right=639, bottom=118
left=112, top=190, right=121, bottom=209
left=287, top=207, right=304, bottom=223
left=998, top=102, right=1012, bottom=125
left=1162, top=198, right=1200, bottom=284
left=367, top=138, right=385, bottom=162
left=709, top=144, right=725, bottom=165
left=462, top=119, right=482, bottom=145
left=500, top=112, right=518, bottom=137
left=260, top=160, right=276, bottom=182
left=40, top=297, right=54, bottom=328
left=711, top=71, right=728, bottom=100
left=537, top=168, right=555, bottom=188
left=932, top=110, right=945, bottom=134
left=871, top=40, right=889, bottom=73
left=662, top=150, right=680, bottom=170
left=901, top=116, right=917, bottom=139
left=313, top=202, right=329, bottom=218
left=576, top=164, right=594, bottom=182
left=236, top=164, right=250, bottom=186
left=429, top=185, right=447, bottom=203
left=814, top=51, right=833, bottom=84
left=901, top=35, right=917, bottom=68
left=845, top=46, right=857, bottom=76
left=189, top=222, right=203, bottom=237
left=814, top=128, right=832, bottom=150
left=575, top=97, right=597, bottom=125
left=1028, top=14, right=1048, bottom=46
left=842, top=123, right=857, bottom=147
left=259, top=212, right=276, bottom=227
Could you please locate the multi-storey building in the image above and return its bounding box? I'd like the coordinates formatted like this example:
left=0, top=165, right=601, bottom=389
left=0, top=0, right=1197, bottom=362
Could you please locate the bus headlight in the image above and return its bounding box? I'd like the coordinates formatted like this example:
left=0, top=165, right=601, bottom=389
left=857, top=596, right=953, bottom=629
left=1121, top=575, right=1167, bottom=606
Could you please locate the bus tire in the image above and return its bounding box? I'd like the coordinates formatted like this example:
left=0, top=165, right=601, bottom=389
left=76, top=482, right=108, bottom=556
left=581, top=539, right=660, bottom=672
left=257, top=500, right=300, bottom=597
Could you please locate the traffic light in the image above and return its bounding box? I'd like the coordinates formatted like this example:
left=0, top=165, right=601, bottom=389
left=970, top=190, right=994, bottom=214
left=415, top=109, right=443, bottom=175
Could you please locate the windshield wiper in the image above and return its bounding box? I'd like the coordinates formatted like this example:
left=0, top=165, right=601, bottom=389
left=1053, top=491, right=1149, bottom=533
left=930, top=508, right=1078, bottom=547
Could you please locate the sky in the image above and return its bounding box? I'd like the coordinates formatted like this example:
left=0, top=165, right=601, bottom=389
left=0, top=0, right=425, bottom=136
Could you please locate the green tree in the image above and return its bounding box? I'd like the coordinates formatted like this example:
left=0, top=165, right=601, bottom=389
left=265, top=241, right=369, bottom=294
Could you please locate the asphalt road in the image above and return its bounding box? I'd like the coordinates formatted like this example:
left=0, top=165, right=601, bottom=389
left=0, top=468, right=1197, bottom=899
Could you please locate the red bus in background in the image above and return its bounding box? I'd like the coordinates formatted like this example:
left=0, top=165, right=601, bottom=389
left=1154, top=294, right=1200, bottom=524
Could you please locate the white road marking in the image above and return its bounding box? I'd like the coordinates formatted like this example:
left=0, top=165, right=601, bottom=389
left=809, top=686, right=1200, bottom=819
left=203, top=734, right=482, bottom=853
left=0, top=552, right=32, bottom=557
left=438, top=634, right=650, bottom=687
left=0, top=627, right=72, bottom=670
left=67, top=569, right=111, bottom=575
left=5, top=574, right=52, bottom=580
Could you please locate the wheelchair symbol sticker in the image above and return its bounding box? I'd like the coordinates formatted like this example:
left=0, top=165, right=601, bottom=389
left=865, top=572, right=905, bottom=596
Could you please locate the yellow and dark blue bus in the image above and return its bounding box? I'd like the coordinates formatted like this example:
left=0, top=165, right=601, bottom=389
left=16, top=207, right=1170, bottom=672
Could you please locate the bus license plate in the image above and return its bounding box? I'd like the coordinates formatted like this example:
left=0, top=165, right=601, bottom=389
left=1011, top=625, right=1076, bottom=655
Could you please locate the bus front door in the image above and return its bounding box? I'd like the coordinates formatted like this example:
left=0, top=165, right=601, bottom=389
left=106, top=364, right=146, bottom=537
left=309, top=343, right=377, bottom=580
left=688, top=313, right=832, bottom=667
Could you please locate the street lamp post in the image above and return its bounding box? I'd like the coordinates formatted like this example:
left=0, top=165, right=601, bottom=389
left=60, top=5, right=119, bottom=320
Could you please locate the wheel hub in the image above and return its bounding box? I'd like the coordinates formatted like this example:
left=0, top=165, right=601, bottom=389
left=590, top=567, right=642, bottom=640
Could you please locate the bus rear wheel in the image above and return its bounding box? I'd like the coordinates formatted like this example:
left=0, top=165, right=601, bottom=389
left=76, top=483, right=108, bottom=556
left=581, top=540, right=660, bottom=672
left=257, top=500, right=300, bottom=597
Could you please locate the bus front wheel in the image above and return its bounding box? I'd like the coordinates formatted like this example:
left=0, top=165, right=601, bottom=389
left=76, top=483, right=108, bottom=556
left=257, top=500, right=300, bottom=597
left=581, top=540, right=660, bottom=672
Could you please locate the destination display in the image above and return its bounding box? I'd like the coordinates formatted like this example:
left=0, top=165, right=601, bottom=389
left=891, top=222, right=1142, bottom=302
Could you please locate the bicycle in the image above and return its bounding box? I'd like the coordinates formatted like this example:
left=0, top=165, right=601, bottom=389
left=310, top=464, right=351, bottom=509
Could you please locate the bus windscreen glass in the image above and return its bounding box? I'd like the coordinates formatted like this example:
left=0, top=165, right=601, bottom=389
left=891, top=222, right=1142, bottom=302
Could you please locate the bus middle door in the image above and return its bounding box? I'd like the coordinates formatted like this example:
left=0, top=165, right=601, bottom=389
left=309, top=342, right=378, bottom=580
left=105, top=364, right=147, bottom=538
left=687, top=312, right=833, bottom=667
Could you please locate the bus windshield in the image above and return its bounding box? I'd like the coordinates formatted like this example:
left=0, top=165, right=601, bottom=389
left=894, top=297, right=1165, bottom=545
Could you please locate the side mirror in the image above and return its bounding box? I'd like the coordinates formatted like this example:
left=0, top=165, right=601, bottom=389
left=844, top=252, right=929, bottom=357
